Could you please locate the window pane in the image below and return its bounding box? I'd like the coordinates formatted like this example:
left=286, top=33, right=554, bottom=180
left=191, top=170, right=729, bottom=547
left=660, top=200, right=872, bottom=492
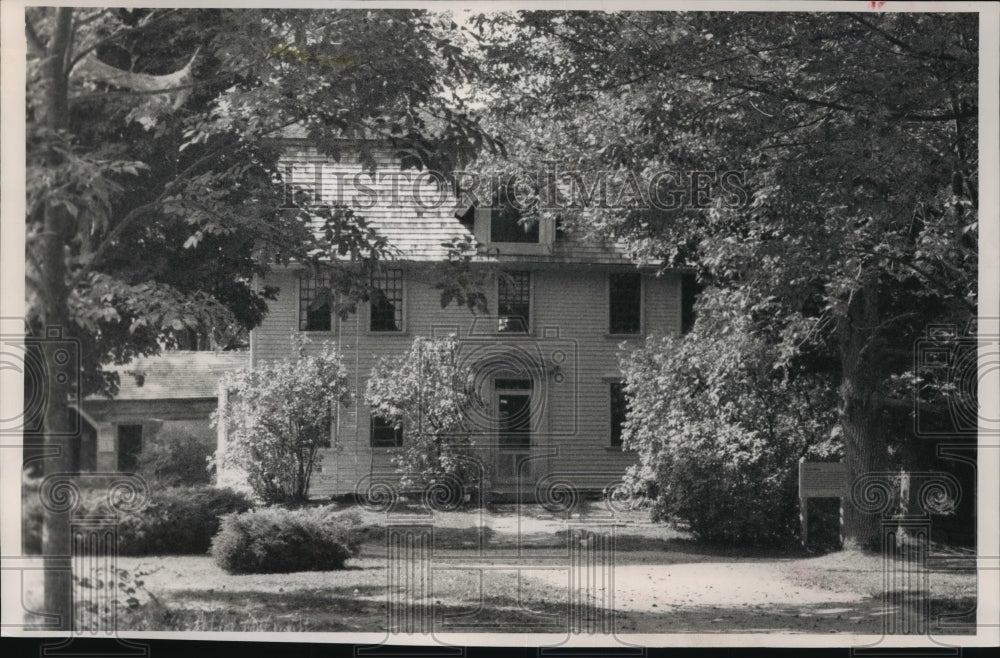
left=610, top=383, right=626, bottom=447
left=609, top=273, right=641, bottom=334
left=371, top=415, right=403, bottom=448
left=371, top=269, right=404, bottom=332
left=300, top=272, right=332, bottom=332
left=498, top=271, right=530, bottom=333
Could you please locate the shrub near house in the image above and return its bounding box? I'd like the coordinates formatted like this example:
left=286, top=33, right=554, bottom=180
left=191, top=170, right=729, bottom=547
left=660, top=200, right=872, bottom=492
left=619, top=289, right=841, bottom=545
left=21, top=477, right=251, bottom=556
left=211, top=507, right=362, bottom=574
left=366, top=334, right=483, bottom=496
left=215, top=335, right=353, bottom=505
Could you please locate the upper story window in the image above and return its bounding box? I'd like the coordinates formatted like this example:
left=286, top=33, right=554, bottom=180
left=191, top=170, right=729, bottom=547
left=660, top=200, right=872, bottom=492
left=299, top=272, right=333, bottom=332
left=609, top=272, right=642, bottom=335
left=681, top=272, right=698, bottom=335
left=498, top=271, right=530, bottom=333
left=370, top=268, right=404, bottom=332
left=610, top=382, right=627, bottom=447
left=371, top=414, right=403, bottom=448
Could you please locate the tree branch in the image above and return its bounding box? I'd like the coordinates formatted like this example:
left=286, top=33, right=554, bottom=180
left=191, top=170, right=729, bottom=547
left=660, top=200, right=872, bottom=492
left=847, top=13, right=962, bottom=64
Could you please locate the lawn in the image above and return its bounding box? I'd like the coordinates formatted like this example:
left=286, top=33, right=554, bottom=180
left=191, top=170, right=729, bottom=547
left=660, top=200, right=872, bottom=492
left=76, top=502, right=978, bottom=635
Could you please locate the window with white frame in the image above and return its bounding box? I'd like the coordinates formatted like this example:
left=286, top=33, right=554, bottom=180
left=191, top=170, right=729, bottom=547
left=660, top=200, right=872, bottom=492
left=370, top=268, right=404, bottom=332
left=370, top=415, right=403, bottom=448
left=299, top=272, right=334, bottom=332
left=498, top=271, right=530, bottom=333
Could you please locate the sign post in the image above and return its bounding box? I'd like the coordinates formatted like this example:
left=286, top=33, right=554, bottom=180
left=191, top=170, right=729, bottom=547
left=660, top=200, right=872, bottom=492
left=798, top=460, right=848, bottom=547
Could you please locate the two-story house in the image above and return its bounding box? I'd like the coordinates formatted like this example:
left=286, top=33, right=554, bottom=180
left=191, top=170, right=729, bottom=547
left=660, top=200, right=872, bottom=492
left=220, top=134, right=685, bottom=500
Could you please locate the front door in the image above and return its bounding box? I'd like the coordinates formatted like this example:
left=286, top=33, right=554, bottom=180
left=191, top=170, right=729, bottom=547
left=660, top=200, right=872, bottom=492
left=495, top=379, right=532, bottom=484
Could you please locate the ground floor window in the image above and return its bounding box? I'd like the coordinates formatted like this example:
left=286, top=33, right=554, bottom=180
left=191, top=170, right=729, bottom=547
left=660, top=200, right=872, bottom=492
left=370, top=415, right=403, bottom=448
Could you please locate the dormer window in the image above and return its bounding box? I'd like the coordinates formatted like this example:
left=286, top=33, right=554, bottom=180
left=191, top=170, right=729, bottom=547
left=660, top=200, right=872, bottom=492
left=469, top=180, right=554, bottom=255
left=491, top=204, right=539, bottom=243
left=489, top=179, right=539, bottom=243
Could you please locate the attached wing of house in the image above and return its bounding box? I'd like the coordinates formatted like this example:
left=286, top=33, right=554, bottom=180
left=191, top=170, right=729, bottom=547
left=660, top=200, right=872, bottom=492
left=76, top=351, right=248, bottom=473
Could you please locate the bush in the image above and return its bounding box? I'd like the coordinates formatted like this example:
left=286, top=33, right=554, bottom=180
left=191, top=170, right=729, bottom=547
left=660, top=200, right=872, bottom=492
left=619, top=290, right=840, bottom=546
left=365, top=335, right=483, bottom=493
left=136, top=425, right=214, bottom=486
left=211, top=506, right=361, bottom=574
left=21, top=477, right=251, bottom=556
left=215, top=336, right=353, bottom=504
left=116, top=485, right=252, bottom=555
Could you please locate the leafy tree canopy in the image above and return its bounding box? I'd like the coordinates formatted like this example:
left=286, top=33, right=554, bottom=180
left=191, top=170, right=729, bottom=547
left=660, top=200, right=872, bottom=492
left=27, top=7, right=494, bottom=397
left=474, top=10, right=977, bottom=548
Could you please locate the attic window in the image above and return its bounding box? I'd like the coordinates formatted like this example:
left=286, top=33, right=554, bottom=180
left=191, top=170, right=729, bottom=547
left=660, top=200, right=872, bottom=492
left=300, top=272, right=333, bottom=332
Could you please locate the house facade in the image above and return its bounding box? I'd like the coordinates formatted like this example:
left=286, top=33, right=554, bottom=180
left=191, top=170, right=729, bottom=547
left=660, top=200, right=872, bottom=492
left=228, top=138, right=685, bottom=499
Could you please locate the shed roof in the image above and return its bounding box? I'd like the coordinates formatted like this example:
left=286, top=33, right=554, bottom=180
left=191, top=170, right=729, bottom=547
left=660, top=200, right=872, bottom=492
left=88, top=351, right=249, bottom=401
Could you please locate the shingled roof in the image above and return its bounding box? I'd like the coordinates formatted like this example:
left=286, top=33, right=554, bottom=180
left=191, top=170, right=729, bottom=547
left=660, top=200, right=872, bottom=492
left=278, top=137, right=641, bottom=265
left=88, top=351, right=249, bottom=401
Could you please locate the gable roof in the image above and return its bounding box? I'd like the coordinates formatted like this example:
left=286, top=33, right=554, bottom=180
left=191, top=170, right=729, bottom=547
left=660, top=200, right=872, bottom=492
left=88, top=351, right=249, bottom=401
left=278, top=137, right=645, bottom=266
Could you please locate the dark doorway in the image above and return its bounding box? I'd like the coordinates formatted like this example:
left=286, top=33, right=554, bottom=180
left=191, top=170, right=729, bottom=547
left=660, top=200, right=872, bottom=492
left=498, top=393, right=532, bottom=450
left=117, top=424, right=143, bottom=472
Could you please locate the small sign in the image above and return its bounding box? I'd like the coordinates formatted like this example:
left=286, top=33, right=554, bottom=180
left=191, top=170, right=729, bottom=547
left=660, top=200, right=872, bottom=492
left=799, top=461, right=848, bottom=498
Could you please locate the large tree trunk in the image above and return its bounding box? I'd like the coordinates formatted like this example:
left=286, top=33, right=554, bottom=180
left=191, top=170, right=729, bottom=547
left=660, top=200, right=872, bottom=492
left=838, top=284, right=888, bottom=551
left=40, top=7, right=75, bottom=631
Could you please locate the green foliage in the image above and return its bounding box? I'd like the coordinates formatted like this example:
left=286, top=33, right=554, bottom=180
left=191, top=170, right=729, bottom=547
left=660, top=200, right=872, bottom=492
left=114, top=485, right=253, bottom=555
left=210, top=506, right=361, bottom=574
left=365, top=335, right=483, bottom=492
left=215, top=336, right=353, bottom=504
left=136, top=425, right=214, bottom=486
left=619, top=290, right=841, bottom=545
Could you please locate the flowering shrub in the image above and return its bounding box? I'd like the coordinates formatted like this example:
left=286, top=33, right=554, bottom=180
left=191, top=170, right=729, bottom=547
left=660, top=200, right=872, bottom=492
left=366, top=335, right=483, bottom=495
left=214, top=335, right=353, bottom=504
left=619, top=290, right=840, bottom=545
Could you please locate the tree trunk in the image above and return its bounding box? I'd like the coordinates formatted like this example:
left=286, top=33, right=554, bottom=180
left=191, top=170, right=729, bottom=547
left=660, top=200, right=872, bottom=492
left=41, top=7, right=76, bottom=631
left=838, top=284, right=888, bottom=551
